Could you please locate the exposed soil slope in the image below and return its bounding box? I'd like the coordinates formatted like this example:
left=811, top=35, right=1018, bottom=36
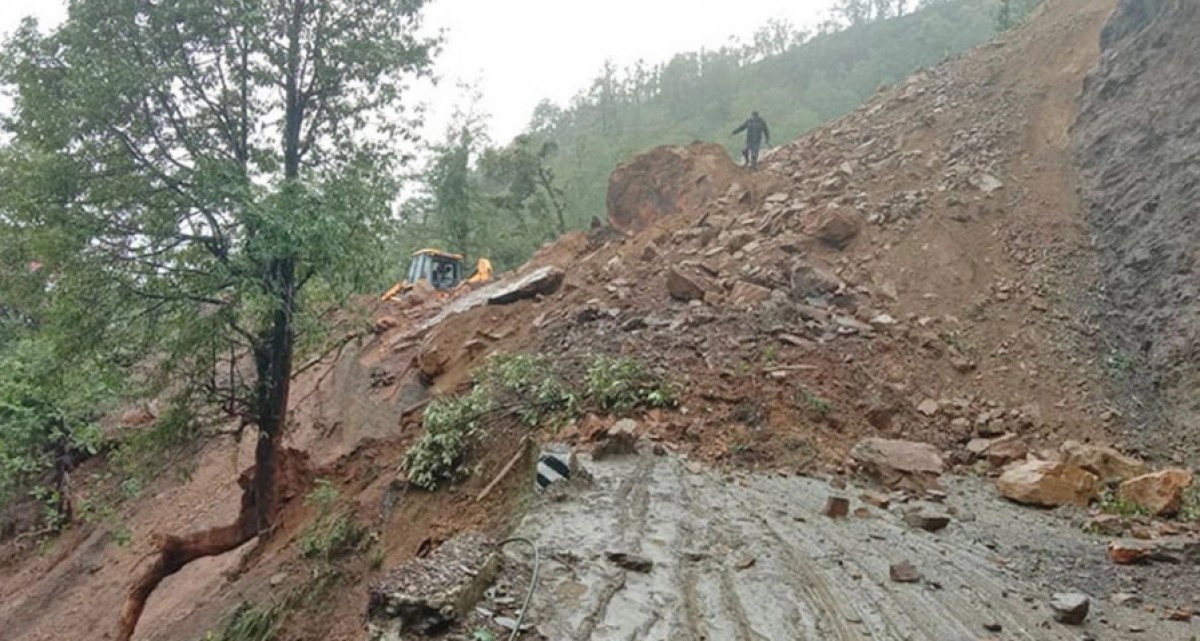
left=1074, top=0, right=1200, bottom=464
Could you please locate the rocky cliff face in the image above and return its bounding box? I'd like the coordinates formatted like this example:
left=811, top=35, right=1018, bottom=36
left=1075, top=0, right=1200, bottom=460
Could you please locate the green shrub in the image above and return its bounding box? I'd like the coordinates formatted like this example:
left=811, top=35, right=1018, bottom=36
left=585, top=356, right=677, bottom=414
left=403, top=353, right=676, bottom=490
left=403, top=387, right=495, bottom=490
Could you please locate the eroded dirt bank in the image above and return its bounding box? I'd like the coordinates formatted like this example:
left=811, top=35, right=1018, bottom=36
left=1074, top=0, right=1200, bottom=463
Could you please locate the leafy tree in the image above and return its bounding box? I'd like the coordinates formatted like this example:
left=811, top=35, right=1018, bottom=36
left=0, top=0, right=434, bottom=638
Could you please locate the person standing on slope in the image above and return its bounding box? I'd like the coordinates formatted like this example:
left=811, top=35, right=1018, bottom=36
left=732, top=111, right=770, bottom=170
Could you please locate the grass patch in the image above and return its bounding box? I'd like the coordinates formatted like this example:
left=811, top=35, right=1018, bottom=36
left=298, top=479, right=370, bottom=562
left=798, top=389, right=832, bottom=419
left=202, top=602, right=280, bottom=641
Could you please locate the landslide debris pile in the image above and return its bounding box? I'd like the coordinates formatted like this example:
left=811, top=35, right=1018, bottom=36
left=416, top=0, right=1120, bottom=473
left=1075, top=0, right=1200, bottom=462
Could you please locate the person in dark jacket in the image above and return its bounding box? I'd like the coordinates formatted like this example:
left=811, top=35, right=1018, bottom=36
left=732, top=111, right=770, bottom=169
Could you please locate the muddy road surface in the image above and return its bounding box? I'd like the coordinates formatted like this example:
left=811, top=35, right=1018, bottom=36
left=510, top=453, right=1182, bottom=640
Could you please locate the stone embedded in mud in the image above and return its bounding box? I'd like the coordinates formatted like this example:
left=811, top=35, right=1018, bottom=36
left=996, top=460, right=1099, bottom=508
left=904, top=511, right=951, bottom=532
left=593, top=419, right=640, bottom=460
left=823, top=496, right=850, bottom=518
left=1049, top=592, right=1090, bottom=625
left=1117, top=469, right=1194, bottom=517
left=1059, top=441, right=1148, bottom=482
left=368, top=532, right=500, bottom=640
left=889, top=560, right=920, bottom=583
left=665, top=267, right=712, bottom=302
left=850, top=438, right=944, bottom=484
left=606, top=551, right=654, bottom=573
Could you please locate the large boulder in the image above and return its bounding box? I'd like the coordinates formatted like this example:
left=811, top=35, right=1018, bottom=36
left=997, top=460, right=1099, bottom=507
left=1117, top=469, right=1194, bottom=517
left=850, top=438, right=944, bottom=485
left=607, top=143, right=741, bottom=233
left=808, top=208, right=862, bottom=250
left=665, top=268, right=713, bottom=302
left=486, top=266, right=565, bottom=305
left=1059, top=441, right=1148, bottom=482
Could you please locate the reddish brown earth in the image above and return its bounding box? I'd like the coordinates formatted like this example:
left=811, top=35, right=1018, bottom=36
left=8, top=0, right=1197, bottom=638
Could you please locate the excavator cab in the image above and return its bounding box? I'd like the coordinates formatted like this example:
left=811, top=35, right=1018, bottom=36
left=380, top=249, right=494, bottom=301
left=407, top=249, right=463, bottom=290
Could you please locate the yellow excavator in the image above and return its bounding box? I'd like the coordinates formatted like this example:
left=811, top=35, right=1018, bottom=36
left=380, top=249, right=494, bottom=301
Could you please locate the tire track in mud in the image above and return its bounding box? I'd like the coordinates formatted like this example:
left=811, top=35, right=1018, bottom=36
left=514, top=454, right=1174, bottom=640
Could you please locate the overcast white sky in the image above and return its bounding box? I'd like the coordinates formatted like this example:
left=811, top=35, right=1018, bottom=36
left=1, top=0, right=838, bottom=143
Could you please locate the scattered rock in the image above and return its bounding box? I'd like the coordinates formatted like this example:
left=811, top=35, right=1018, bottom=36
left=904, top=511, right=951, bottom=532
left=971, top=173, right=1004, bottom=193
left=1060, top=441, right=1148, bottom=482
left=996, top=460, right=1099, bottom=507
left=1107, top=536, right=1200, bottom=565
left=917, top=399, right=940, bottom=417
left=606, top=552, right=654, bottom=573
left=823, top=496, right=850, bottom=518
left=666, top=268, right=712, bottom=302
left=985, top=434, right=1028, bottom=468
left=373, top=316, right=399, bottom=334
left=1111, top=592, right=1141, bottom=606
left=889, top=560, right=920, bottom=583
left=729, top=280, right=773, bottom=307
left=1117, top=469, right=1194, bottom=517
left=966, top=438, right=994, bottom=458
left=850, top=438, right=944, bottom=485
left=983, top=622, right=1002, bottom=632
left=1049, top=593, right=1090, bottom=625
left=860, top=491, right=890, bottom=509
left=1165, top=608, right=1193, bottom=622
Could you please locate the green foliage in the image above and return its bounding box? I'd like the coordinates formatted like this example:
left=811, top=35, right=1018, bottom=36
left=0, top=335, right=114, bottom=523
left=0, top=0, right=437, bottom=511
left=585, top=356, right=678, bottom=414
left=1179, top=484, right=1200, bottom=523
left=402, top=387, right=495, bottom=490
left=799, top=390, right=833, bottom=418
left=202, top=602, right=280, bottom=641
left=404, top=353, right=674, bottom=490
left=298, top=479, right=369, bottom=562
left=1096, top=487, right=1150, bottom=517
